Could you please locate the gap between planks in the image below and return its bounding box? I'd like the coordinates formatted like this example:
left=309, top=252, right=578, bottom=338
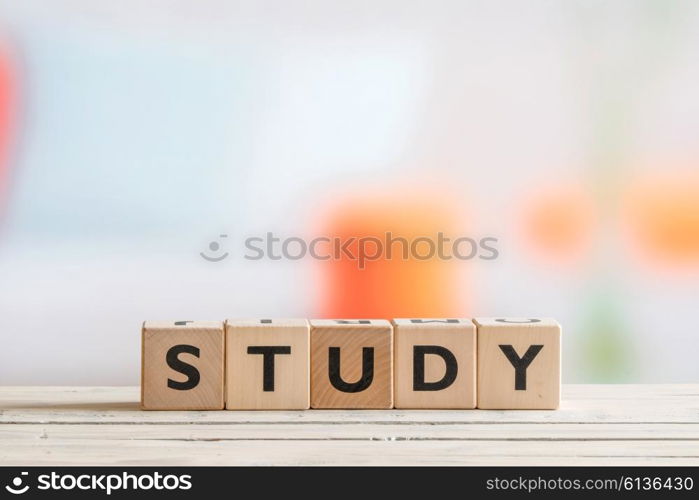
left=3, top=420, right=699, bottom=425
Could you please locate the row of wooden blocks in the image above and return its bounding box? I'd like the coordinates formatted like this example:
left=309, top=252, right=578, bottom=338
left=141, top=318, right=561, bottom=410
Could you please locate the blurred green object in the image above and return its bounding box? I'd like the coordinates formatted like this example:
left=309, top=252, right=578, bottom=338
left=579, top=292, right=636, bottom=382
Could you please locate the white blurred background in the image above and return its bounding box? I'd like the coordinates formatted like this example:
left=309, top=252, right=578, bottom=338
left=0, top=1, right=698, bottom=385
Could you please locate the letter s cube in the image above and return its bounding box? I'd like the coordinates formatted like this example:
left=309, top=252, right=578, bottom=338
left=141, top=321, right=225, bottom=410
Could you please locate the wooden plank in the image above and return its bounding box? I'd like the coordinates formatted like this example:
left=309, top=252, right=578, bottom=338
left=2, top=423, right=699, bottom=441
left=2, top=385, right=698, bottom=424
left=1, top=440, right=698, bottom=466
left=1, top=385, right=698, bottom=465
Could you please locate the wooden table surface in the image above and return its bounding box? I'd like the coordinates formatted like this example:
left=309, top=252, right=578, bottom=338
left=1, top=385, right=698, bottom=466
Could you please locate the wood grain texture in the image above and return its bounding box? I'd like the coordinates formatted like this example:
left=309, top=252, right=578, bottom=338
left=1, top=385, right=697, bottom=465
left=226, top=318, right=310, bottom=410
left=393, top=318, right=476, bottom=409
left=141, top=321, right=224, bottom=410
left=310, top=320, right=393, bottom=409
left=475, top=318, right=560, bottom=410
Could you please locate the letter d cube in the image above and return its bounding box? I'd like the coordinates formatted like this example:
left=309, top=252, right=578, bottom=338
left=393, top=318, right=476, bottom=409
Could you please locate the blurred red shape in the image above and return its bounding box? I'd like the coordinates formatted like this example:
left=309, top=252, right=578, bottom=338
left=0, top=41, right=18, bottom=220
left=314, top=186, right=467, bottom=319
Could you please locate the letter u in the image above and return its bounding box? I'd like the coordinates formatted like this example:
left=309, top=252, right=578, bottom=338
left=328, top=347, right=374, bottom=392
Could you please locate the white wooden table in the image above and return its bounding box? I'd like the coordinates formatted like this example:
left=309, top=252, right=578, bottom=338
left=1, top=385, right=697, bottom=466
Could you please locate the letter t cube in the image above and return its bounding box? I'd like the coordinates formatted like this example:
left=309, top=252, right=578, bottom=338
left=226, top=318, right=310, bottom=410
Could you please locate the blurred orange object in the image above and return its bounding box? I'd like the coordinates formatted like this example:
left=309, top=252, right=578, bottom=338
left=623, top=170, right=699, bottom=265
left=314, top=186, right=466, bottom=319
left=520, top=184, right=596, bottom=263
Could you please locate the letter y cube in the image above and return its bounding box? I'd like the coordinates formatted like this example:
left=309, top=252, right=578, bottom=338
left=475, top=318, right=561, bottom=409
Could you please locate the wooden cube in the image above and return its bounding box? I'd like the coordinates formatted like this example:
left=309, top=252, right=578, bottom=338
left=475, top=318, right=561, bottom=409
left=393, top=318, right=476, bottom=409
left=310, top=319, right=393, bottom=409
left=226, top=318, right=310, bottom=410
left=141, top=320, right=224, bottom=410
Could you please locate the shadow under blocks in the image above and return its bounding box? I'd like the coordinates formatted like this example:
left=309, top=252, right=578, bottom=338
left=141, top=318, right=561, bottom=410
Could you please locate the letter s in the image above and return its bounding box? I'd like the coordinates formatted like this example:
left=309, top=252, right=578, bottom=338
left=244, top=237, right=265, bottom=260
left=166, top=345, right=200, bottom=390
left=479, top=237, right=499, bottom=260
left=38, top=475, right=50, bottom=490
